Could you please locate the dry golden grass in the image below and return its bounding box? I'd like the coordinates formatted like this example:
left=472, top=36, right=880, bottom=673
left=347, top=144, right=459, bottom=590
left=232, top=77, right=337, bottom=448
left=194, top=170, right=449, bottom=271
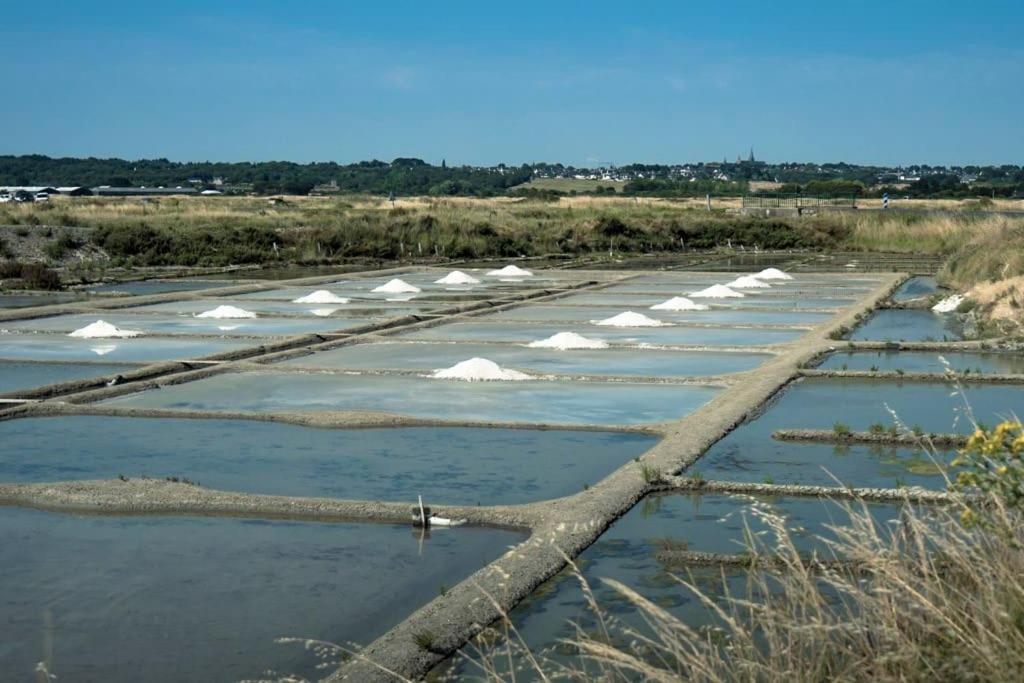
left=452, top=493, right=1024, bottom=683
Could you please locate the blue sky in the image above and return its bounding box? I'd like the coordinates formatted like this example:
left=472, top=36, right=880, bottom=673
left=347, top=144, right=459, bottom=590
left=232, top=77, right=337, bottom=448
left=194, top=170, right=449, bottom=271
left=2, top=0, right=1021, bottom=166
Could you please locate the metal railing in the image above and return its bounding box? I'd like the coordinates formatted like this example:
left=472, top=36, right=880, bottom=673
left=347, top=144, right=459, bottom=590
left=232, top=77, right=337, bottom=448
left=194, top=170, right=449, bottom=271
left=742, top=193, right=857, bottom=208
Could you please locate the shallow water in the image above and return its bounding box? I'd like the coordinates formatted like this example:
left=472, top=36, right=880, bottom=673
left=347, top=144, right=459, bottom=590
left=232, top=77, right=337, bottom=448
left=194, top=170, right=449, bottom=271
left=403, top=320, right=804, bottom=346
left=128, top=297, right=431, bottom=318
left=84, top=279, right=234, bottom=295
left=0, top=334, right=248, bottom=362
left=606, top=281, right=873, bottom=297
left=0, top=292, right=91, bottom=309
left=192, top=264, right=373, bottom=280
left=235, top=285, right=523, bottom=303
left=0, top=361, right=137, bottom=395
left=559, top=292, right=851, bottom=309
left=279, top=342, right=772, bottom=377
left=850, top=309, right=963, bottom=341
left=1, top=312, right=373, bottom=337
left=106, top=371, right=722, bottom=425
left=0, top=417, right=656, bottom=503
left=693, top=376, right=1023, bottom=488
left=891, top=276, right=939, bottom=302
left=818, top=350, right=1024, bottom=375
left=441, top=492, right=905, bottom=679
left=755, top=377, right=1017, bottom=434
left=677, top=253, right=805, bottom=272
left=481, top=304, right=832, bottom=326
left=0, top=507, right=522, bottom=682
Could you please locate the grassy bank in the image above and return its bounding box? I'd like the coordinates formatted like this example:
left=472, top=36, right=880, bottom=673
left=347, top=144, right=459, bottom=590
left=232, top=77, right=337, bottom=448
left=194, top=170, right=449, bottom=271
left=3, top=197, right=1023, bottom=290
left=1, top=195, right=849, bottom=267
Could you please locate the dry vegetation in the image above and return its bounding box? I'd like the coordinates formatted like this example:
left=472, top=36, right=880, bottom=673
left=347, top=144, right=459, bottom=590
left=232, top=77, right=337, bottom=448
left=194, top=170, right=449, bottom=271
left=461, top=498, right=1024, bottom=682
left=3, top=196, right=1024, bottom=333
left=0, top=195, right=848, bottom=266
left=451, top=420, right=1024, bottom=683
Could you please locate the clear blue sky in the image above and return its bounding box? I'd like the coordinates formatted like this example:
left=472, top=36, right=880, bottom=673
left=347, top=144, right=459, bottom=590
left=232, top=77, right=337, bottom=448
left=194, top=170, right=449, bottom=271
left=2, top=0, right=1021, bottom=166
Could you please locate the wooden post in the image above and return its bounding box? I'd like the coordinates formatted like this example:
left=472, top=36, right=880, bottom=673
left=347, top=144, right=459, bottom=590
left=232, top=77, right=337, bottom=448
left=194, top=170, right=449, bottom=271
left=412, top=496, right=432, bottom=527
left=706, top=194, right=711, bottom=211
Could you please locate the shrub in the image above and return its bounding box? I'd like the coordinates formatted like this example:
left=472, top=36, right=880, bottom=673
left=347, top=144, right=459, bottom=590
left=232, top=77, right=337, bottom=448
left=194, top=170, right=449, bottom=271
left=0, top=261, right=62, bottom=289
left=951, top=420, right=1024, bottom=523
left=43, top=232, right=82, bottom=260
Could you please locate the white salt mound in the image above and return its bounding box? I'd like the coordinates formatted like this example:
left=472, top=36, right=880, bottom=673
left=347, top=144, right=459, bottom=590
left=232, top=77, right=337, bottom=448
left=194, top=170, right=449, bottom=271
left=689, top=284, right=745, bottom=299
left=754, top=268, right=794, bottom=280
left=932, top=294, right=965, bottom=313
left=309, top=308, right=340, bottom=317
left=68, top=320, right=142, bottom=339
left=486, top=265, right=533, bottom=277
left=293, top=290, right=350, bottom=304
left=528, top=332, right=609, bottom=350
left=195, top=305, right=257, bottom=319
left=431, top=357, right=533, bottom=381
left=372, top=278, right=421, bottom=294
left=593, top=311, right=667, bottom=327
left=727, top=275, right=772, bottom=289
left=650, top=296, right=710, bottom=311
left=434, top=270, right=481, bottom=285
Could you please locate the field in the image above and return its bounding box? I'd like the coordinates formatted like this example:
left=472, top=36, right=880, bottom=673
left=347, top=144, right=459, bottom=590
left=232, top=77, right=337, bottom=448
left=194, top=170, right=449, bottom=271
left=2, top=194, right=1023, bottom=332
left=511, top=176, right=627, bottom=193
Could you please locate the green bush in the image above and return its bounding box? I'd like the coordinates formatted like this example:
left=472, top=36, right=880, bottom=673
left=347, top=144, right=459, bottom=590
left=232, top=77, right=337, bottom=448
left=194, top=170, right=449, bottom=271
left=93, top=223, right=279, bottom=266
left=0, top=261, right=62, bottom=290
left=43, top=232, right=82, bottom=260
left=952, top=420, right=1024, bottom=524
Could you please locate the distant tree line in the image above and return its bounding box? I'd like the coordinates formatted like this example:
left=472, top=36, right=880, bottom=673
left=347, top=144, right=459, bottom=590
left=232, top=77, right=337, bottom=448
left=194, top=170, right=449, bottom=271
left=764, top=176, right=1024, bottom=199
left=0, top=155, right=531, bottom=197
left=1, top=155, right=1022, bottom=199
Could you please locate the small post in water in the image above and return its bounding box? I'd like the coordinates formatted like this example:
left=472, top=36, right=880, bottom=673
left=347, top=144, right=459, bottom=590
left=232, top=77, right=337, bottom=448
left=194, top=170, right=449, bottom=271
left=412, top=495, right=431, bottom=528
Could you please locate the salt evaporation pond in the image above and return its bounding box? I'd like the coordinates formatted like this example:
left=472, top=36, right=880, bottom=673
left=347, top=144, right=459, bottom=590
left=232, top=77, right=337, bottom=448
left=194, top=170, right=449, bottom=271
left=0, top=334, right=248, bottom=362
left=819, top=350, right=1024, bottom=375
left=106, top=371, right=722, bottom=425
left=693, top=376, right=1024, bottom=489
left=235, top=286, right=496, bottom=303
left=623, top=273, right=881, bottom=286
left=280, top=342, right=772, bottom=377
left=0, top=361, right=138, bottom=395
left=2, top=312, right=373, bottom=337
left=403, top=321, right=805, bottom=346
left=777, top=378, right=1024, bottom=434
left=127, top=297, right=426, bottom=318
left=849, top=309, right=964, bottom=341
left=599, top=281, right=871, bottom=297
left=558, top=292, right=852, bottom=309
left=0, top=417, right=656, bottom=503
left=84, top=279, right=234, bottom=295
left=892, top=276, right=940, bottom=302
left=0, top=507, right=522, bottom=683
left=482, top=304, right=832, bottom=325
left=440, top=492, right=905, bottom=679
left=0, top=292, right=90, bottom=309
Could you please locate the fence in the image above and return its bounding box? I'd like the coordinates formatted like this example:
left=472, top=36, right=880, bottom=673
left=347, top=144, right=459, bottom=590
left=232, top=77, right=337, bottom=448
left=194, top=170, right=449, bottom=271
left=742, top=193, right=857, bottom=209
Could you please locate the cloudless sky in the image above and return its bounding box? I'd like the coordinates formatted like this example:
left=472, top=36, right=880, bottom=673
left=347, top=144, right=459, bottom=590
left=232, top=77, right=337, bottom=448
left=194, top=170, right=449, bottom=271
left=2, top=0, right=1021, bottom=166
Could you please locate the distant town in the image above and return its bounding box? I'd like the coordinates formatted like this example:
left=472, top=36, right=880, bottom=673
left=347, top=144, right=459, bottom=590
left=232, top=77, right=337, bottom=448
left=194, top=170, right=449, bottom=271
left=1, top=154, right=1022, bottom=200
